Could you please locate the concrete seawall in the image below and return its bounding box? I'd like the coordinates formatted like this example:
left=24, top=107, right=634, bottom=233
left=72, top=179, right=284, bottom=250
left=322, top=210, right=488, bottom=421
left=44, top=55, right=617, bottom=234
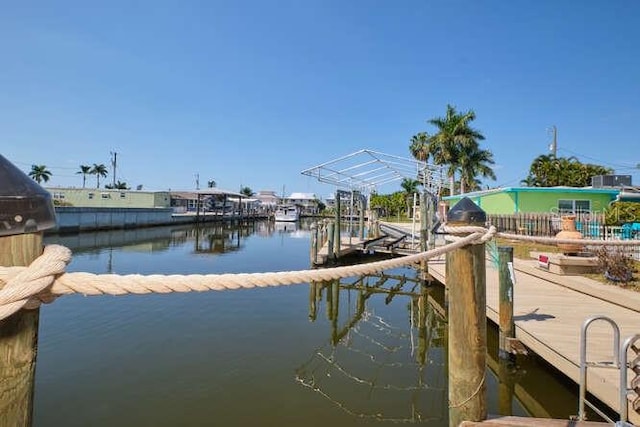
left=51, top=207, right=270, bottom=234
left=53, top=207, right=175, bottom=233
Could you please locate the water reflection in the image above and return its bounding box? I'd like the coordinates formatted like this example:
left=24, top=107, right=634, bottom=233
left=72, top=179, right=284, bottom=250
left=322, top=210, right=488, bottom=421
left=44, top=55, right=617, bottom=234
left=297, top=273, right=448, bottom=423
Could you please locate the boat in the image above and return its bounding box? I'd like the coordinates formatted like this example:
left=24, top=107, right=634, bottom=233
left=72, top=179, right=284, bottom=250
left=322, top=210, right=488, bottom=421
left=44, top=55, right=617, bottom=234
left=274, top=205, right=299, bottom=222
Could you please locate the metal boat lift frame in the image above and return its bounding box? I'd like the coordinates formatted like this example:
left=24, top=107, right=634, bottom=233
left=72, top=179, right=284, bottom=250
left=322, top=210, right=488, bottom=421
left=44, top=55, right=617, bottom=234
left=300, top=149, right=446, bottom=196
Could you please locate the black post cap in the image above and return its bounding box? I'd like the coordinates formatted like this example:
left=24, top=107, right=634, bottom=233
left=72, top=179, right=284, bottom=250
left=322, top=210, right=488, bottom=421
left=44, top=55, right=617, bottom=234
left=0, top=155, right=57, bottom=236
left=446, top=197, right=486, bottom=224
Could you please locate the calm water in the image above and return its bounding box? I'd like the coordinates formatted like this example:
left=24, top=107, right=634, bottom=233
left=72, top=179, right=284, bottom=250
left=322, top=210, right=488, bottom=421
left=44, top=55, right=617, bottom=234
left=34, top=220, right=584, bottom=426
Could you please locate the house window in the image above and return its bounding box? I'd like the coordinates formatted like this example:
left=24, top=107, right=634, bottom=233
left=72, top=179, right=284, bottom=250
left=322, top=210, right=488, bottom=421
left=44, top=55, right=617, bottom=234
left=120, top=192, right=126, bottom=198
left=52, top=192, right=65, bottom=199
left=558, top=199, right=590, bottom=214
left=88, top=193, right=95, bottom=199
left=101, top=193, right=111, bottom=199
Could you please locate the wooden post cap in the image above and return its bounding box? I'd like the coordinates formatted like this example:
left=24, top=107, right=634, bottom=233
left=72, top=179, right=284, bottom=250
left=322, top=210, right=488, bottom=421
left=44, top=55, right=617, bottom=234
left=0, top=154, right=57, bottom=236
left=446, top=197, right=486, bottom=224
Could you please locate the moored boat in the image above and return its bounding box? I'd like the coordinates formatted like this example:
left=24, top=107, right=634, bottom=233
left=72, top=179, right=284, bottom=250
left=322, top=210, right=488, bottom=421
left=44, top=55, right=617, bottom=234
left=274, top=205, right=299, bottom=222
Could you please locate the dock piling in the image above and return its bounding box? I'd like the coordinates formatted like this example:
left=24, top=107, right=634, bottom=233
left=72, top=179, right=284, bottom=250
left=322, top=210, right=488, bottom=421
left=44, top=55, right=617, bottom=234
left=0, top=155, right=58, bottom=427
left=498, top=247, right=515, bottom=360
left=445, top=197, right=488, bottom=427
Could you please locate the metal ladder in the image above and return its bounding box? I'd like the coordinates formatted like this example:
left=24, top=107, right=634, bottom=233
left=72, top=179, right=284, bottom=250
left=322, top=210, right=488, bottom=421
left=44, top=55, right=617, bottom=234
left=578, top=315, right=640, bottom=425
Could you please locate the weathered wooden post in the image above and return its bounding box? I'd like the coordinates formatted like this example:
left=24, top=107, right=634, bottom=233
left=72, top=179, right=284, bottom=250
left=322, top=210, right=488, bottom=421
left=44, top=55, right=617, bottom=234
left=327, top=222, right=335, bottom=262
left=0, top=155, right=57, bottom=427
left=419, top=191, right=428, bottom=274
left=359, top=196, right=365, bottom=240
left=446, top=197, right=487, bottom=427
left=333, top=191, right=341, bottom=258
left=310, top=223, right=318, bottom=265
left=498, top=246, right=515, bottom=360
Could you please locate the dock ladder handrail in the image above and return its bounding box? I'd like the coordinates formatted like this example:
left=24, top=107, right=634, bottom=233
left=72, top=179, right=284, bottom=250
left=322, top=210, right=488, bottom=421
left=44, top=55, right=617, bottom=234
left=578, top=315, right=620, bottom=423
left=578, top=315, right=640, bottom=425
left=620, top=333, right=640, bottom=424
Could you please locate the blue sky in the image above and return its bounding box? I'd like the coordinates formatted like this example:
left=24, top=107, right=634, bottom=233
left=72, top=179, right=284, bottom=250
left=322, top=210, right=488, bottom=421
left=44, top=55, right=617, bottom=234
left=2, top=0, right=639, bottom=199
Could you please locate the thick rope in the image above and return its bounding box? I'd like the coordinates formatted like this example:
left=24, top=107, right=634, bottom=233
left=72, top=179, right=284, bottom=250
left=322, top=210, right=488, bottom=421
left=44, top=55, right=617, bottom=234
left=0, top=228, right=491, bottom=321
left=1, top=224, right=639, bottom=321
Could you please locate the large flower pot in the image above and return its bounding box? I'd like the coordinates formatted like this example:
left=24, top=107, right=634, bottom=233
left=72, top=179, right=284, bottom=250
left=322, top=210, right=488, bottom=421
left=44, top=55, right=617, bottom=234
left=556, top=215, right=583, bottom=255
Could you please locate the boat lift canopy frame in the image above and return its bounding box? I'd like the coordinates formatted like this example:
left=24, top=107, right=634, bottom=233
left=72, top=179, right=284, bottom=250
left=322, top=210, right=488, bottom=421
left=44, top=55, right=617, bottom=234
left=301, top=149, right=447, bottom=196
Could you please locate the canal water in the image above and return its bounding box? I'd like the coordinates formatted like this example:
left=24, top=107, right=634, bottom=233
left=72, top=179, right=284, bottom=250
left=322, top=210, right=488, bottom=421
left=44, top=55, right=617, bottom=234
left=35, top=220, right=584, bottom=426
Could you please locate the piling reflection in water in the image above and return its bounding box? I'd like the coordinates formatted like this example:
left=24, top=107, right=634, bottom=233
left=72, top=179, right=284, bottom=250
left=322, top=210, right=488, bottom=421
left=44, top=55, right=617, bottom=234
left=298, top=273, right=448, bottom=423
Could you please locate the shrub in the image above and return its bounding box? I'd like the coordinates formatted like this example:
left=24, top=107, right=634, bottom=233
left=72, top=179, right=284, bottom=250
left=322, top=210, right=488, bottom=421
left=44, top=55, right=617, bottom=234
left=605, top=202, right=640, bottom=226
left=592, top=246, right=635, bottom=283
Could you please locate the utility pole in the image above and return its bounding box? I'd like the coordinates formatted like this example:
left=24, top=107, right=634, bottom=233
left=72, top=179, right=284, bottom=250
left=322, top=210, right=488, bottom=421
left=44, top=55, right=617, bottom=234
left=110, top=151, right=117, bottom=187
left=548, top=125, right=557, bottom=157
left=195, top=173, right=200, bottom=190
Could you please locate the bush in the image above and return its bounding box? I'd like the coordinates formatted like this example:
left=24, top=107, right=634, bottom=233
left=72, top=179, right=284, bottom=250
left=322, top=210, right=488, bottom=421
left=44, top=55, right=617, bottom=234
left=592, top=246, right=635, bottom=283
left=605, top=202, right=640, bottom=226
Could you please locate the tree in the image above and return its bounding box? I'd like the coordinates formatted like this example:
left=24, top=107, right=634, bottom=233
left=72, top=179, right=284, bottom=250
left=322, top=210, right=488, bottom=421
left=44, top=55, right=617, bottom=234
left=521, top=155, right=612, bottom=187
left=77, top=165, right=92, bottom=188
left=29, top=164, right=52, bottom=184
left=207, top=180, right=216, bottom=188
left=240, top=186, right=254, bottom=197
left=458, top=143, right=496, bottom=193
left=91, top=163, right=108, bottom=188
left=427, top=104, right=487, bottom=195
left=409, top=132, right=430, bottom=161
left=105, top=181, right=129, bottom=190
left=400, top=178, right=420, bottom=217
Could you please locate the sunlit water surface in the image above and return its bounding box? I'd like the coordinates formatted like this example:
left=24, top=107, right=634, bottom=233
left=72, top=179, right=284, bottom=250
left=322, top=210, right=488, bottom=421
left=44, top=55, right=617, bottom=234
left=34, top=220, right=584, bottom=426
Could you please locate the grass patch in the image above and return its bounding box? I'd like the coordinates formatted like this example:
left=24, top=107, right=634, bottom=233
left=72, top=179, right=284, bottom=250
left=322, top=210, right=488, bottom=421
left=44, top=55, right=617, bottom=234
left=494, top=237, right=560, bottom=260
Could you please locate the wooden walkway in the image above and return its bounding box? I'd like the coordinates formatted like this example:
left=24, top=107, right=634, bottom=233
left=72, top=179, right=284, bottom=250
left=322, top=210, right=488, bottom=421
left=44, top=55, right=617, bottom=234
left=427, top=250, right=640, bottom=424
left=375, top=221, right=640, bottom=424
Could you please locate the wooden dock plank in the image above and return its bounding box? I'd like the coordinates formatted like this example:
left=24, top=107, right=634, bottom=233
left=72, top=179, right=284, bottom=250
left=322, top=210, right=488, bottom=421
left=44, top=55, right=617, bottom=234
left=427, top=254, right=640, bottom=424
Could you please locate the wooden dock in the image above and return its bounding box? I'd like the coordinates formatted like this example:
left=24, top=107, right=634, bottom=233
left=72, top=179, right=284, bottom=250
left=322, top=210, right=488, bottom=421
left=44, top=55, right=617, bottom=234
left=427, top=248, right=640, bottom=424
left=371, top=221, right=640, bottom=424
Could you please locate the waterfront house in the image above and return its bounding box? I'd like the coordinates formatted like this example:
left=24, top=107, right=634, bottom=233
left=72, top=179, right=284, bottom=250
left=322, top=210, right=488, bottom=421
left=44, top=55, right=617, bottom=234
left=443, top=186, right=622, bottom=215
left=46, top=187, right=171, bottom=208
left=282, top=192, right=320, bottom=216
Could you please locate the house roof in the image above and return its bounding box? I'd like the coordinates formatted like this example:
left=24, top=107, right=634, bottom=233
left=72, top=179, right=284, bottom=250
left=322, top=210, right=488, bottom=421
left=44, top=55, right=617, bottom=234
left=170, top=188, right=245, bottom=199
left=287, top=192, right=316, bottom=200
left=442, top=186, right=621, bottom=200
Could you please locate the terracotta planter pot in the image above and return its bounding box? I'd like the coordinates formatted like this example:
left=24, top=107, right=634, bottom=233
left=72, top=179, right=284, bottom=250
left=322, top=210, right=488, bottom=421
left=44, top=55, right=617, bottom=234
left=556, top=215, right=583, bottom=255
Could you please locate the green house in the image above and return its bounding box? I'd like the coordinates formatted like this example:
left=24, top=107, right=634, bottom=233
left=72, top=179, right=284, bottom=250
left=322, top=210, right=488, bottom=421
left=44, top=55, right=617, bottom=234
left=443, top=187, right=621, bottom=215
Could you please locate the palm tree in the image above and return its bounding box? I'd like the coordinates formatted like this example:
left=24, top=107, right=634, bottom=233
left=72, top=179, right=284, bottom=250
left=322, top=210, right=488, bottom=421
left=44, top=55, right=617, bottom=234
left=29, top=164, right=52, bottom=184
left=91, top=163, right=108, bottom=188
left=77, top=164, right=91, bottom=188
left=400, top=178, right=420, bottom=217
left=409, top=132, right=430, bottom=161
left=427, top=104, right=486, bottom=195
left=105, top=180, right=129, bottom=190
left=458, top=143, right=496, bottom=194
left=240, top=186, right=254, bottom=197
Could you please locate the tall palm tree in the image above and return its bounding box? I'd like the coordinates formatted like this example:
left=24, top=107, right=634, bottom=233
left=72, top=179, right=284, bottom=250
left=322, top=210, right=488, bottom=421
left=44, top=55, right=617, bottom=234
left=29, top=164, right=52, bottom=184
left=77, top=164, right=91, bottom=188
left=458, top=143, right=496, bottom=194
left=409, top=132, right=430, bottom=161
left=427, top=104, right=486, bottom=195
left=91, top=163, right=108, bottom=188
left=400, top=178, right=420, bottom=217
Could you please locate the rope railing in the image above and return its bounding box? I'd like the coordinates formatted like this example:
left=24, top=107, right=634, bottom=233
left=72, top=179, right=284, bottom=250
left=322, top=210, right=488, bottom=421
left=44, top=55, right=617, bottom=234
left=1, top=224, right=639, bottom=321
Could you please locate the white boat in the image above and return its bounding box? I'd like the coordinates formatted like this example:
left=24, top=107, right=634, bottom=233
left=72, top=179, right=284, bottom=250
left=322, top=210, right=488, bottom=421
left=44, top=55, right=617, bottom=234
left=274, top=205, right=299, bottom=222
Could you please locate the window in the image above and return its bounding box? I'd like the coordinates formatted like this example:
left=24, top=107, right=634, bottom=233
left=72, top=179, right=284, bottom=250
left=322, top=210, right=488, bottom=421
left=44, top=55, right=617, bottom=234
left=558, top=199, right=590, bottom=214
left=101, top=193, right=111, bottom=199
left=52, top=192, right=65, bottom=199
left=120, top=192, right=126, bottom=198
left=88, top=193, right=95, bottom=199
